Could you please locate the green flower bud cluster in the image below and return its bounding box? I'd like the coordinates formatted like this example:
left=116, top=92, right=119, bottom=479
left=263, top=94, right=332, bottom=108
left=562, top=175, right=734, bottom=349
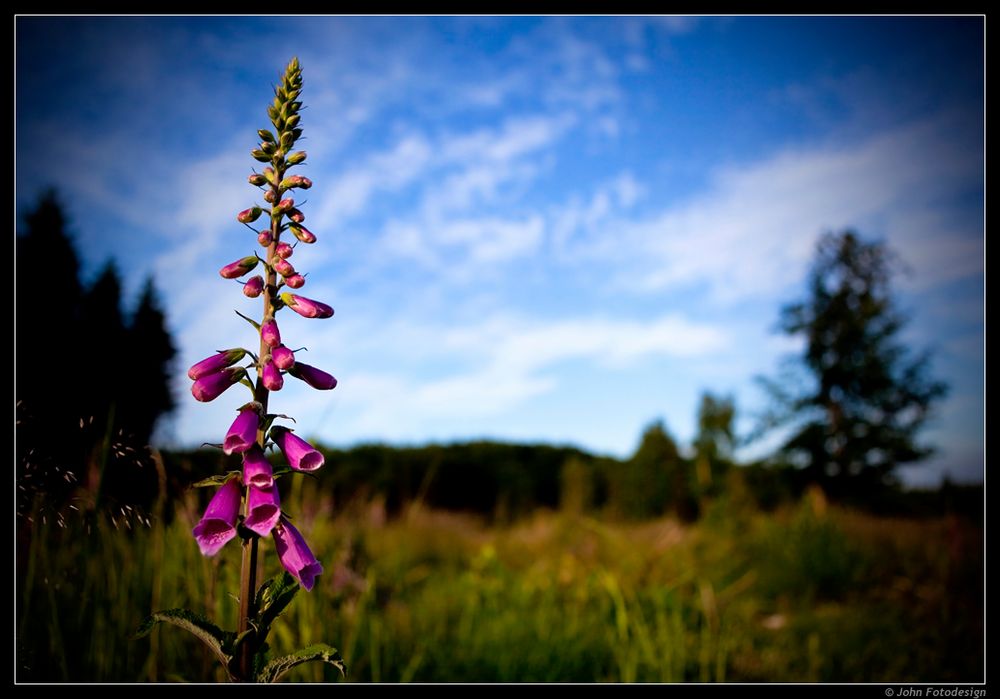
left=257, top=57, right=307, bottom=173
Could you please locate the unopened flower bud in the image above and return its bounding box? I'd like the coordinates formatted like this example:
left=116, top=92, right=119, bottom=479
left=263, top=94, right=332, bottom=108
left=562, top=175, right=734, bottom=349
left=219, top=255, right=259, bottom=279
left=288, top=209, right=305, bottom=223
left=280, top=293, right=334, bottom=319
left=258, top=231, right=273, bottom=247
left=237, top=206, right=262, bottom=224
left=262, top=359, right=284, bottom=391
left=286, top=150, right=306, bottom=165
left=191, top=366, right=245, bottom=402
left=248, top=173, right=267, bottom=186
left=263, top=167, right=277, bottom=185
left=260, top=141, right=277, bottom=155
left=280, top=131, right=294, bottom=150
left=264, top=189, right=278, bottom=204
left=251, top=149, right=271, bottom=162
left=290, top=224, right=316, bottom=244
left=275, top=242, right=294, bottom=259
left=271, top=345, right=296, bottom=370
left=274, top=259, right=296, bottom=277
left=257, top=128, right=276, bottom=143
left=284, top=274, right=306, bottom=289
left=281, top=175, right=313, bottom=191
left=275, top=198, right=294, bottom=213
left=285, top=115, right=301, bottom=130
left=261, top=317, right=281, bottom=347
left=243, top=275, right=264, bottom=298
left=289, top=362, right=338, bottom=390
left=188, top=348, right=248, bottom=380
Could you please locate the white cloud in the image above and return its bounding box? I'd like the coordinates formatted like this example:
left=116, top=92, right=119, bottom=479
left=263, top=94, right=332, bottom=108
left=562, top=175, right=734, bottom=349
left=550, top=171, right=643, bottom=252
left=172, top=308, right=729, bottom=446
left=443, top=114, right=574, bottom=164
left=495, top=314, right=727, bottom=369
left=317, top=134, right=433, bottom=226
left=554, top=113, right=983, bottom=305
left=21, top=124, right=178, bottom=242
left=314, top=112, right=573, bottom=236
left=328, top=312, right=728, bottom=436
left=434, top=216, right=544, bottom=264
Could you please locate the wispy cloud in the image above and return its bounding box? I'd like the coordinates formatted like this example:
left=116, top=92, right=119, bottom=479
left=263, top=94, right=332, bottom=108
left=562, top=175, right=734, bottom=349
left=317, top=134, right=434, bottom=227
left=551, top=112, right=983, bottom=305
left=265, top=311, right=730, bottom=442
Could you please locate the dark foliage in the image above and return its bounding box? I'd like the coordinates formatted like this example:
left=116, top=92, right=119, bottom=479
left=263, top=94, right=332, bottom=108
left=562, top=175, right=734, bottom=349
left=16, top=190, right=177, bottom=518
left=760, top=231, right=948, bottom=500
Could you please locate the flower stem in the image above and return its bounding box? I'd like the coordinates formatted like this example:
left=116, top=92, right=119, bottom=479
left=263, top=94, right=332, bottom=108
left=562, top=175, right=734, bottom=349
left=236, top=174, right=283, bottom=681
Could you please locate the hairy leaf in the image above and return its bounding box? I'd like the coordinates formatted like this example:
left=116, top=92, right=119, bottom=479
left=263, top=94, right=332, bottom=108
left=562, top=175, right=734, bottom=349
left=133, top=608, right=235, bottom=676
left=256, top=643, right=345, bottom=683
left=254, top=571, right=300, bottom=632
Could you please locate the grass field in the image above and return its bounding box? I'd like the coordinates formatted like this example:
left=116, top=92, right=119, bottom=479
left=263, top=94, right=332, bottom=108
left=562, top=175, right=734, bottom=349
left=16, top=481, right=983, bottom=683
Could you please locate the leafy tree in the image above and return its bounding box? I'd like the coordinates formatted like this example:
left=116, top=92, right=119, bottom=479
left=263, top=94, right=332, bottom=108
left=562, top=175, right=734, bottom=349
left=607, top=420, right=697, bottom=520
left=692, top=392, right=736, bottom=497
left=761, top=230, right=947, bottom=496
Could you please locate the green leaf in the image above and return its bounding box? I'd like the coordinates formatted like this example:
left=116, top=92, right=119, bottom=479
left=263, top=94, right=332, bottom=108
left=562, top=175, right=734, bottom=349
left=133, top=608, right=235, bottom=676
left=192, top=471, right=240, bottom=489
left=234, top=309, right=261, bottom=331
left=256, top=643, right=345, bottom=683
left=254, top=571, right=300, bottom=632
left=261, top=413, right=295, bottom=436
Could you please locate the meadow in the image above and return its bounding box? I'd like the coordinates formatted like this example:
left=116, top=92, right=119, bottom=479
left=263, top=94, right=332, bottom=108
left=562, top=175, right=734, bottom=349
left=16, top=471, right=983, bottom=683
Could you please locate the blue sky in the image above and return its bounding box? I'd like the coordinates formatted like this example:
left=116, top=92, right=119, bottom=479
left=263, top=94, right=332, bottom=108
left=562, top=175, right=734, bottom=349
left=16, top=16, right=984, bottom=485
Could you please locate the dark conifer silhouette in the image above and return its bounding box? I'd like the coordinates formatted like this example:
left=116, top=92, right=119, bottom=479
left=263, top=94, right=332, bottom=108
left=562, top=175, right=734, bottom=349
left=760, top=230, right=948, bottom=499
left=124, top=278, right=177, bottom=445
left=16, top=191, right=177, bottom=516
